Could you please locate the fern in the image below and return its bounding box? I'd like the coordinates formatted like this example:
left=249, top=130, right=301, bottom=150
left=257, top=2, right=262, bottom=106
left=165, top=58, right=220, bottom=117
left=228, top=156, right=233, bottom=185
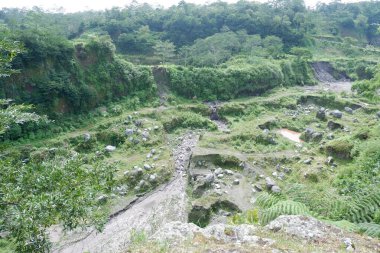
left=255, top=192, right=285, bottom=209
left=346, top=191, right=380, bottom=223
left=259, top=200, right=311, bottom=225
left=359, top=223, right=380, bottom=238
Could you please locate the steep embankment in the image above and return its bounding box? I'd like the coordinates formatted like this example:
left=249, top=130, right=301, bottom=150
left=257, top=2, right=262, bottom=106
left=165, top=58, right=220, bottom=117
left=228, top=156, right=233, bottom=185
left=0, top=36, right=155, bottom=115
left=308, top=61, right=353, bottom=93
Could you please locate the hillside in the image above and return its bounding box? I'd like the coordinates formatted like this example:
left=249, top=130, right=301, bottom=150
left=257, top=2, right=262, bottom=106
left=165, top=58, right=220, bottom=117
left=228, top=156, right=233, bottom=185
left=0, top=1, right=380, bottom=252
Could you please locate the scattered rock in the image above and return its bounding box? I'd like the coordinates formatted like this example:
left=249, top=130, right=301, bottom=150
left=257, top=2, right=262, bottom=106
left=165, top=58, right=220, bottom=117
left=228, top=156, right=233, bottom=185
left=83, top=133, right=91, bottom=142
left=225, top=169, right=234, bottom=175
left=316, top=107, right=326, bottom=120
left=105, top=145, right=116, bottom=152
left=144, top=164, right=152, bottom=170
left=125, top=128, right=134, bottom=136
left=214, top=167, right=223, bottom=175
left=326, top=156, right=334, bottom=166
left=149, top=174, right=157, bottom=183
left=97, top=195, right=107, bottom=204
left=311, top=132, right=323, bottom=142
left=134, top=120, right=143, bottom=127
left=254, top=184, right=263, bottom=192
left=343, top=238, right=355, bottom=252
left=271, top=185, right=281, bottom=193
left=327, top=121, right=343, bottom=131
left=330, top=110, right=343, bottom=119
left=303, top=159, right=312, bottom=165
left=344, top=107, right=353, bottom=114
left=327, top=133, right=334, bottom=140
left=265, top=177, right=276, bottom=189
left=142, top=131, right=150, bottom=139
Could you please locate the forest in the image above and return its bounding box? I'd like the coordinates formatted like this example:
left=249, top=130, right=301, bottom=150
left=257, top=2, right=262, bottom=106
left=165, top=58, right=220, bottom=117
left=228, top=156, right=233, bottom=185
left=0, top=0, right=380, bottom=252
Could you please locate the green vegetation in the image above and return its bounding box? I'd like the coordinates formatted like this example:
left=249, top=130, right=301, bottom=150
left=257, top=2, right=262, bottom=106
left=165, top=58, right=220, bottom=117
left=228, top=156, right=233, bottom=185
left=0, top=0, right=380, bottom=252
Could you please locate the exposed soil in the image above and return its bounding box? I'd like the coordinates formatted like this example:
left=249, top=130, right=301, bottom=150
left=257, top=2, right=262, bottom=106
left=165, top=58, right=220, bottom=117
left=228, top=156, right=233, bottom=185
left=278, top=128, right=303, bottom=143
left=308, top=61, right=353, bottom=93
left=53, top=132, right=199, bottom=253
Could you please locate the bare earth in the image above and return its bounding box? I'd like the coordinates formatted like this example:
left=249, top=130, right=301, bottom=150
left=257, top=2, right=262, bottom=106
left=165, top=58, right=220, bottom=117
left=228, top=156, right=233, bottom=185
left=53, top=133, right=199, bottom=253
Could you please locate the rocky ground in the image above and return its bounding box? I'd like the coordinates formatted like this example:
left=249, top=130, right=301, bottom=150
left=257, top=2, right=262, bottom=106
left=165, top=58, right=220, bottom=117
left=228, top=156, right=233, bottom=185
left=49, top=69, right=380, bottom=253
left=53, top=133, right=199, bottom=253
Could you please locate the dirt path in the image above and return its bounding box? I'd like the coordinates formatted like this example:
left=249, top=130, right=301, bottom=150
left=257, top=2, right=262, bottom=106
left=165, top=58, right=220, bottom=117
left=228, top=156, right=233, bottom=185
left=53, top=132, right=199, bottom=253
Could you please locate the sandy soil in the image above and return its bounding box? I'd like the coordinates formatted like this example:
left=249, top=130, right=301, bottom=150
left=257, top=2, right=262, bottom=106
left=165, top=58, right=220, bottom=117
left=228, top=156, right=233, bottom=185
left=53, top=133, right=199, bottom=253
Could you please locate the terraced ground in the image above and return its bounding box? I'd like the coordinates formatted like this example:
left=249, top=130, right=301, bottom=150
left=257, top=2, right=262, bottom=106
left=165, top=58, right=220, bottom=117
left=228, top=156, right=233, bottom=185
left=2, top=73, right=380, bottom=252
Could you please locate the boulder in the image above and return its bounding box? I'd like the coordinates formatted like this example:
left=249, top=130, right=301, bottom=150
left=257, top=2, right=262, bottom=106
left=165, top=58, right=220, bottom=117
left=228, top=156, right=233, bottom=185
left=144, top=164, right=152, bottom=170
left=134, top=120, right=143, bottom=127
left=83, top=133, right=91, bottom=142
left=303, top=159, right=312, bottom=165
left=327, top=121, right=343, bottom=131
left=344, top=107, right=353, bottom=114
left=265, top=177, right=276, bottom=189
left=271, top=185, right=281, bottom=193
left=330, top=110, right=343, bottom=119
left=316, top=107, right=326, bottom=120
left=303, top=128, right=315, bottom=141
left=325, top=156, right=334, bottom=166
left=311, top=132, right=323, bottom=142
left=327, top=133, right=334, bottom=140
left=125, top=128, right=134, bottom=136
left=142, top=131, right=150, bottom=139
left=214, top=167, right=224, bottom=175
left=105, top=145, right=116, bottom=152
left=233, top=179, right=240, bottom=185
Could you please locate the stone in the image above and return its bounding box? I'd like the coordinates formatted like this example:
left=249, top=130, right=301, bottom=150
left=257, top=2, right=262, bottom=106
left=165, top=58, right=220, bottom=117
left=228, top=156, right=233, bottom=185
left=331, top=110, right=343, bottom=119
left=97, top=195, right=107, bottom=203
left=146, top=153, right=152, bottom=159
left=125, top=128, right=134, bottom=136
left=316, top=107, right=326, bottom=120
left=151, top=149, right=156, bottom=154
left=311, top=132, right=323, bottom=142
left=105, top=145, right=116, bottom=152
left=327, top=133, right=334, bottom=140
left=326, top=156, right=334, bottom=166
left=233, top=179, right=240, bottom=185
left=377, top=111, right=380, bottom=119
left=142, top=131, right=150, bottom=139
left=134, top=120, right=143, bottom=127
left=284, top=167, right=292, bottom=174
left=144, top=164, right=152, bottom=170
left=254, top=184, right=263, bottom=192
left=83, top=133, right=91, bottom=142
left=154, top=125, right=160, bottom=130
left=303, top=159, right=312, bottom=165
left=217, top=174, right=224, bottom=179
left=271, top=185, right=281, bottom=193
left=344, top=107, right=353, bottom=114
left=214, top=184, right=221, bottom=189
left=265, top=177, right=276, bottom=189
left=149, top=174, right=157, bottom=182
left=214, top=167, right=224, bottom=175
left=327, top=121, right=343, bottom=130
left=225, top=169, right=234, bottom=175
left=205, top=174, right=215, bottom=184
left=304, top=128, right=315, bottom=141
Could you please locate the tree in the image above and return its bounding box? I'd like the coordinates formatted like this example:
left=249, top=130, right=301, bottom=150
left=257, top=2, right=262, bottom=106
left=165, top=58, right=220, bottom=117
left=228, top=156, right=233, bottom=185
left=263, top=35, right=283, bottom=58
left=153, top=40, right=176, bottom=64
